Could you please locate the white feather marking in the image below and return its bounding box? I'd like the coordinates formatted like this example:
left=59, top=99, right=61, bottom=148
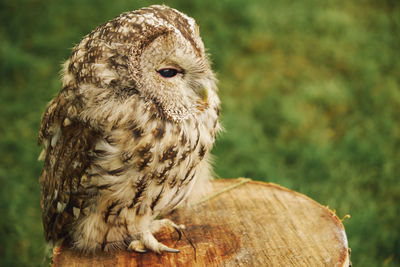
left=63, top=117, right=71, bottom=127
left=92, top=63, right=117, bottom=84
left=62, top=72, right=75, bottom=87
left=57, top=202, right=67, bottom=213
left=72, top=161, right=81, bottom=168
left=38, top=149, right=46, bottom=161
left=51, top=127, right=61, bottom=148
left=73, top=207, right=81, bottom=218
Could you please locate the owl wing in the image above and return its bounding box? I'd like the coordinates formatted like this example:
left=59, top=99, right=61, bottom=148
left=39, top=93, right=99, bottom=243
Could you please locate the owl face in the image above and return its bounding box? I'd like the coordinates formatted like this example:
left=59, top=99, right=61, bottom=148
left=137, top=31, right=215, bottom=121
left=64, top=5, right=217, bottom=125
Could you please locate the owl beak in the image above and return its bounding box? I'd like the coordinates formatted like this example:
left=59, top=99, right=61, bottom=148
left=194, top=86, right=209, bottom=111
left=194, top=86, right=208, bottom=102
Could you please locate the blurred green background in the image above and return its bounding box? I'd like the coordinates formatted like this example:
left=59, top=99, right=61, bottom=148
left=1, top=0, right=399, bottom=266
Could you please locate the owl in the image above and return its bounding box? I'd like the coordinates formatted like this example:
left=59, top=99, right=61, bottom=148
left=38, top=5, right=220, bottom=254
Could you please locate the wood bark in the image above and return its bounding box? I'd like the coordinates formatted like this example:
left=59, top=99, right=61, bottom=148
left=53, top=178, right=351, bottom=267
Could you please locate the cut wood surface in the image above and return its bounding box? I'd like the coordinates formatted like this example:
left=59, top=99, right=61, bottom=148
left=53, top=178, right=350, bottom=267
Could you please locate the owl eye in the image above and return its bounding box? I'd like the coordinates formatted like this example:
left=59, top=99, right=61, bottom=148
left=157, top=68, right=179, bottom=78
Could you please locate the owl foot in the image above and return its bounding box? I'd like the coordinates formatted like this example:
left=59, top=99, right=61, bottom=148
left=127, top=231, right=180, bottom=253
left=128, top=219, right=184, bottom=254
left=150, top=219, right=185, bottom=241
left=128, top=240, right=147, bottom=253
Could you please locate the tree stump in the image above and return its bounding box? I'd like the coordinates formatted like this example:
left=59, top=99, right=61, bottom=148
left=52, top=178, right=351, bottom=267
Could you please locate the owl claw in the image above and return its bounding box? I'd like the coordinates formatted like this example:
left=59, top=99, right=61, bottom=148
left=134, top=248, right=147, bottom=253
left=150, top=219, right=185, bottom=234
left=164, top=220, right=183, bottom=241
left=159, top=244, right=180, bottom=253
left=127, top=219, right=184, bottom=254
left=128, top=229, right=180, bottom=254
left=174, top=225, right=182, bottom=241
left=128, top=240, right=147, bottom=253
left=161, top=220, right=186, bottom=240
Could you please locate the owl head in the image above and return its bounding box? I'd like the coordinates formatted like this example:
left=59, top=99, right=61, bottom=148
left=61, top=5, right=218, bottom=127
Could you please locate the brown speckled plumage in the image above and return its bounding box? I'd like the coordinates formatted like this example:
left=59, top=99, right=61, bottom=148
left=38, top=5, right=220, bottom=253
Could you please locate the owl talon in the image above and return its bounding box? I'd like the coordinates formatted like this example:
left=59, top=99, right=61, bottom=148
left=174, top=225, right=182, bottom=241
left=128, top=240, right=147, bottom=253
left=150, top=219, right=184, bottom=233
left=134, top=248, right=147, bottom=253
left=159, top=245, right=180, bottom=253
left=150, top=219, right=185, bottom=241
left=128, top=229, right=180, bottom=254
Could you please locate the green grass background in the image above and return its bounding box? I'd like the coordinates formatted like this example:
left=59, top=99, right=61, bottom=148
left=1, top=0, right=399, bottom=266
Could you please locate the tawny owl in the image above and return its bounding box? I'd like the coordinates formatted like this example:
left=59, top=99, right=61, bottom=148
left=38, top=5, right=220, bottom=253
